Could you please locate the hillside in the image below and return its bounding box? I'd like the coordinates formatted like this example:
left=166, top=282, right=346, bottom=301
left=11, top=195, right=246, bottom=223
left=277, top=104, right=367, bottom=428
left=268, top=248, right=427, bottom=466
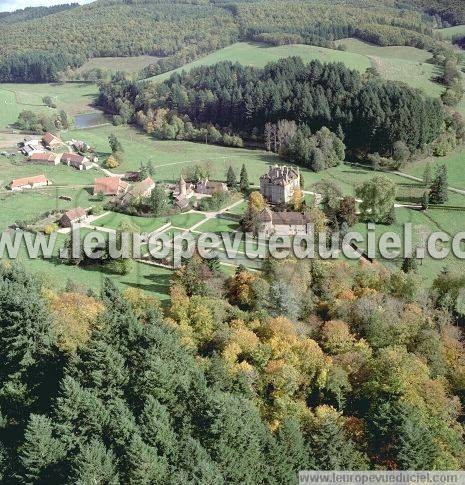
left=0, top=0, right=462, bottom=82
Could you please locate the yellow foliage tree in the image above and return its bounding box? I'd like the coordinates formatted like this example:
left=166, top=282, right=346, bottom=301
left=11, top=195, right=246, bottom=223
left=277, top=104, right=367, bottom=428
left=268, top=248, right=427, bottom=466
left=105, top=154, right=120, bottom=169
left=291, top=186, right=303, bottom=211
left=47, top=291, right=104, bottom=353
left=248, top=191, right=266, bottom=212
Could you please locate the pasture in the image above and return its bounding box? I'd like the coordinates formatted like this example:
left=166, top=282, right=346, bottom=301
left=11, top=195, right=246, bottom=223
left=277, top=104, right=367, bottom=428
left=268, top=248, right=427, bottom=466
left=146, top=42, right=372, bottom=83
left=435, top=25, right=465, bottom=40
left=0, top=82, right=99, bottom=129
left=75, top=56, right=160, bottom=74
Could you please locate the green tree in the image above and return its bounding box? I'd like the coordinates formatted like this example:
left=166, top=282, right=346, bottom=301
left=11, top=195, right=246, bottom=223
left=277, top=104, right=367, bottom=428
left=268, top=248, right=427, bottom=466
left=239, top=164, right=249, bottom=193
left=307, top=407, right=368, bottom=470
left=125, top=435, right=168, bottom=485
left=108, top=133, right=123, bottom=153
left=150, top=185, right=169, bottom=217
left=226, top=166, right=238, bottom=190
left=423, top=162, right=432, bottom=187
left=429, top=164, right=449, bottom=205
left=356, top=175, right=397, bottom=224
left=18, top=414, right=64, bottom=483
left=72, top=439, right=119, bottom=485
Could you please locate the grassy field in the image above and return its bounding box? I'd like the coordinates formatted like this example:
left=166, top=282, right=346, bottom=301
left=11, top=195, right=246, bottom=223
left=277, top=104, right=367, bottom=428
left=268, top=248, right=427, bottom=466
left=336, top=38, right=444, bottom=98
left=435, top=25, right=465, bottom=40
left=91, top=212, right=168, bottom=233
left=0, top=82, right=99, bottom=129
left=403, top=149, right=465, bottom=191
left=75, top=56, right=160, bottom=74
left=0, top=186, right=96, bottom=231
left=0, top=156, right=99, bottom=187
left=354, top=206, right=465, bottom=283
left=147, top=42, right=372, bottom=83
left=195, top=217, right=240, bottom=234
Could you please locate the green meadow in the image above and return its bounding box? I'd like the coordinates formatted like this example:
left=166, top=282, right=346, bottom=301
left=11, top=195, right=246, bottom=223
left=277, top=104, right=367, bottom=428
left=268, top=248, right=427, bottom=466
left=146, top=42, right=372, bottom=83
left=0, top=82, right=99, bottom=129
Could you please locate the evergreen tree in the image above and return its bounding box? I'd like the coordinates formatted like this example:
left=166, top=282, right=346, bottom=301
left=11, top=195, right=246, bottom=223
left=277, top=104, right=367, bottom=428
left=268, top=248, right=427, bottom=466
left=423, top=162, right=432, bottom=187
left=239, top=164, right=249, bottom=193
left=138, top=396, right=178, bottom=460
left=429, top=164, right=449, bottom=204
left=307, top=407, right=368, bottom=470
left=173, top=437, right=224, bottom=484
left=18, top=414, right=64, bottom=483
left=72, top=439, right=119, bottom=485
left=226, top=166, right=238, bottom=190
left=125, top=435, right=168, bottom=485
left=108, top=133, right=123, bottom=153
left=269, top=418, right=312, bottom=483
left=0, top=264, right=58, bottom=422
left=402, top=257, right=418, bottom=274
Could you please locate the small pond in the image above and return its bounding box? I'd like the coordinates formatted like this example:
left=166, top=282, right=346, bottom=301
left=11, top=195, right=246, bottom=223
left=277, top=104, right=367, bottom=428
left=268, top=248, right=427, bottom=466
left=74, top=111, right=110, bottom=129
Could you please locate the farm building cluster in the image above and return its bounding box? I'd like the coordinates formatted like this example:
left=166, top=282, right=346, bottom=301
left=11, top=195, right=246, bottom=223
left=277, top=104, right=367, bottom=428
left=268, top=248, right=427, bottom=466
left=18, top=133, right=95, bottom=171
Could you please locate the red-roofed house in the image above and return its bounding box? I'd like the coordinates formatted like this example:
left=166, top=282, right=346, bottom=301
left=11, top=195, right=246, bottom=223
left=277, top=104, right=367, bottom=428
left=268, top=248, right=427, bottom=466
left=10, top=174, right=50, bottom=192
left=59, top=207, right=87, bottom=228
left=29, top=152, right=60, bottom=165
left=42, top=132, right=61, bottom=150
left=61, top=153, right=92, bottom=170
left=93, top=177, right=129, bottom=196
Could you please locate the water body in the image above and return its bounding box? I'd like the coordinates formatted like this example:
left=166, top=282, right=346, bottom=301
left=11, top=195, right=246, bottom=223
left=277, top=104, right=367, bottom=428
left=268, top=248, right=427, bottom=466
left=74, top=111, right=110, bottom=129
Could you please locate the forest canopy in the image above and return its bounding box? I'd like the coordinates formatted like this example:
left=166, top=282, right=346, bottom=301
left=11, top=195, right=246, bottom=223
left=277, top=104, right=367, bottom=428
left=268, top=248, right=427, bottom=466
left=98, top=58, right=445, bottom=158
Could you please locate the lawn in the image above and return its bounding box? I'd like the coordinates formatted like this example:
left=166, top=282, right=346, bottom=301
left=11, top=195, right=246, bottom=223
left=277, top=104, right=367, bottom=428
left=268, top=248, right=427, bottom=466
left=353, top=206, right=465, bottom=284
left=0, top=155, right=99, bottom=187
left=336, top=38, right=443, bottom=100
left=403, top=148, right=465, bottom=191
left=16, top=249, right=172, bottom=301
left=0, top=82, right=99, bottom=129
left=195, top=217, right=240, bottom=234
left=92, top=212, right=169, bottom=233
left=169, top=212, right=206, bottom=229
left=225, top=200, right=247, bottom=215
left=0, top=186, right=96, bottom=231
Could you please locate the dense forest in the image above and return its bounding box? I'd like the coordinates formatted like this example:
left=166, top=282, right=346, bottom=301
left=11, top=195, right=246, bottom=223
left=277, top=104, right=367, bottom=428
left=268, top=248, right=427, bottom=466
left=98, top=58, right=445, bottom=158
left=1, top=249, right=465, bottom=482
left=0, top=0, right=463, bottom=82
left=0, top=4, right=78, bottom=25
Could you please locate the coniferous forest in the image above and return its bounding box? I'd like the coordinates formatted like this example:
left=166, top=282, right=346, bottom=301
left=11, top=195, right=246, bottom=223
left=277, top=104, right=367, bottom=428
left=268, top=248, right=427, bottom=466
left=98, top=58, right=445, bottom=159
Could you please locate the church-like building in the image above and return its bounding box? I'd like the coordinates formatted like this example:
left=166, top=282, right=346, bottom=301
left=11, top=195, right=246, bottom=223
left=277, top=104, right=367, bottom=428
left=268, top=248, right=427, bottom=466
left=259, top=165, right=300, bottom=205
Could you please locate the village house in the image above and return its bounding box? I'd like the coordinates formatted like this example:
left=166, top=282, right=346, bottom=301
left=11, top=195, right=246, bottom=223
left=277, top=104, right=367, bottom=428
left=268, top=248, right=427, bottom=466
left=120, top=176, right=155, bottom=205
left=173, top=175, right=194, bottom=209
left=59, top=207, right=87, bottom=228
left=93, top=176, right=129, bottom=196
left=259, top=165, right=300, bottom=205
left=42, top=132, right=61, bottom=150
left=195, top=178, right=228, bottom=196
left=28, top=152, right=61, bottom=165
left=70, top=139, right=91, bottom=153
left=61, top=153, right=92, bottom=170
left=10, top=174, right=50, bottom=192
left=257, top=207, right=311, bottom=236
left=19, top=138, right=45, bottom=157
